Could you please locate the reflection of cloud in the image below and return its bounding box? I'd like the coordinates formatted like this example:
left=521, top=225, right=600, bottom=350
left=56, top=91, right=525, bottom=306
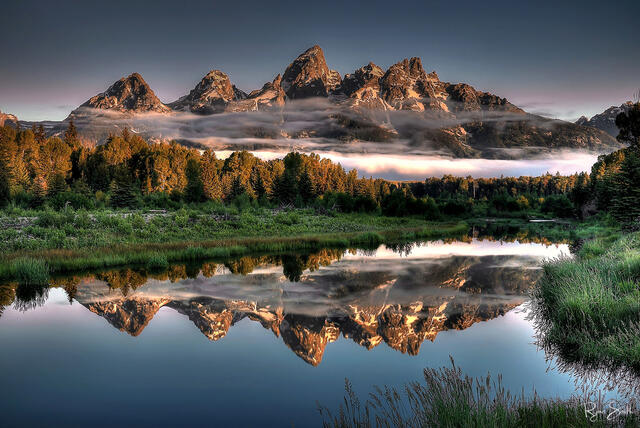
left=76, top=239, right=565, bottom=311
left=348, top=239, right=571, bottom=260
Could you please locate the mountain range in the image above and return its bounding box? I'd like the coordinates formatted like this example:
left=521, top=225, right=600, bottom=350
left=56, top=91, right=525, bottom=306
left=72, top=252, right=536, bottom=366
left=575, top=101, right=633, bottom=137
left=10, top=45, right=621, bottom=158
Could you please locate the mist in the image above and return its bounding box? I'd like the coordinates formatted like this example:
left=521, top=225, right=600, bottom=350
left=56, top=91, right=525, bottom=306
left=66, top=99, right=614, bottom=180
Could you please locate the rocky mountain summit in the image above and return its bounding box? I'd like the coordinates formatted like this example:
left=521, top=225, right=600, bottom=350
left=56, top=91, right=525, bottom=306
left=168, top=69, right=247, bottom=114
left=576, top=101, right=633, bottom=137
left=0, top=110, right=18, bottom=127
left=73, top=252, right=537, bottom=366
left=60, top=45, right=618, bottom=158
left=281, top=45, right=342, bottom=99
left=71, top=73, right=171, bottom=116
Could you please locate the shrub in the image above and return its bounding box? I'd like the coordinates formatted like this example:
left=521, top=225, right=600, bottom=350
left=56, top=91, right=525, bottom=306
left=275, top=211, right=300, bottom=225
left=146, top=253, right=168, bottom=271
left=542, top=194, right=574, bottom=218
left=47, top=191, right=95, bottom=210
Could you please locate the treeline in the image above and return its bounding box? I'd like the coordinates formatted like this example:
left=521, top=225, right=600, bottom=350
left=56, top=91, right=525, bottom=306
left=0, top=122, right=399, bottom=210
left=0, top=119, right=612, bottom=219
left=580, top=102, right=640, bottom=224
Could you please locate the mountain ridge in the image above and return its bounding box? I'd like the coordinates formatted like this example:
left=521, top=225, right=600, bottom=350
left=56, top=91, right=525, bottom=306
left=575, top=101, right=633, bottom=137
left=42, top=45, right=620, bottom=158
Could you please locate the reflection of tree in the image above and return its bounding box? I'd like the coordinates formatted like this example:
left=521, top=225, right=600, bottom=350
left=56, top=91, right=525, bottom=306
left=201, top=262, right=218, bottom=277
left=14, top=283, right=48, bottom=312
left=50, top=276, right=84, bottom=304
left=225, top=257, right=259, bottom=275
left=0, top=285, right=16, bottom=318
left=282, top=255, right=304, bottom=282
left=97, top=269, right=147, bottom=296
left=167, top=265, right=187, bottom=283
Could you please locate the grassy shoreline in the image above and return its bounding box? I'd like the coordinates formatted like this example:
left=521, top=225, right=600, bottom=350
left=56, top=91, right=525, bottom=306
left=533, top=228, right=640, bottom=371
left=0, top=208, right=468, bottom=283
left=320, top=358, right=639, bottom=427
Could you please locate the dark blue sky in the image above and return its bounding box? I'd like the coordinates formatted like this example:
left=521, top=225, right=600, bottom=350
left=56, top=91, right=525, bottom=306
left=1, top=0, right=638, bottom=121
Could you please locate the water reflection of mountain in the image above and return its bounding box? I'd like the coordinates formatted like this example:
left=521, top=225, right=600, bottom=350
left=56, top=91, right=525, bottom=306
left=0, top=241, right=567, bottom=365
left=47, top=242, right=550, bottom=366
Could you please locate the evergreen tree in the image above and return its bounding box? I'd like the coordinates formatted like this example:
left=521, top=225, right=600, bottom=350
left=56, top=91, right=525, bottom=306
left=201, top=150, right=223, bottom=200
left=298, top=170, right=316, bottom=201
left=610, top=147, right=640, bottom=223
left=64, top=120, right=79, bottom=149
left=47, top=173, right=68, bottom=197
left=272, top=171, right=297, bottom=204
left=616, top=103, right=640, bottom=147
left=184, top=158, right=205, bottom=203
left=31, top=124, right=46, bottom=145
left=110, top=166, right=137, bottom=208
left=0, top=160, right=10, bottom=207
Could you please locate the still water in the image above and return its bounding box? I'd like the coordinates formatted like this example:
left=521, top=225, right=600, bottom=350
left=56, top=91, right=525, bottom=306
left=0, top=239, right=619, bottom=427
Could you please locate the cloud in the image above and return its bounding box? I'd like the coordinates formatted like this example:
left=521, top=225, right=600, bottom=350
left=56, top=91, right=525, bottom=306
left=65, top=99, right=613, bottom=179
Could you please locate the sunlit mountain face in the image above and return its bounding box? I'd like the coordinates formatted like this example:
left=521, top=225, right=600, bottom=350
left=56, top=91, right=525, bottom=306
left=2, top=240, right=569, bottom=366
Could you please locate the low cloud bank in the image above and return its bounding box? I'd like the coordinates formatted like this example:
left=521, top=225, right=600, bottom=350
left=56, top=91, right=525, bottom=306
left=66, top=99, right=613, bottom=179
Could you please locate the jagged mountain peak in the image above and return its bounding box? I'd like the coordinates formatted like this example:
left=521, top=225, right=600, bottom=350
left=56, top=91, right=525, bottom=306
left=77, top=72, right=171, bottom=114
left=341, top=62, right=385, bottom=99
left=0, top=109, right=18, bottom=127
left=169, top=69, right=246, bottom=114
left=281, top=45, right=342, bottom=99
left=575, top=101, right=634, bottom=137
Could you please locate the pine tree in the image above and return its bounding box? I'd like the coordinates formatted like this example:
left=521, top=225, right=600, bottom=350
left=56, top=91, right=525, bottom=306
left=0, top=160, right=10, bottom=207
left=64, top=120, right=79, bottom=149
left=47, top=173, right=68, bottom=197
left=110, top=167, right=137, bottom=208
left=184, top=158, right=205, bottom=203
left=272, top=171, right=297, bottom=204
left=611, top=147, right=640, bottom=223
left=298, top=170, right=315, bottom=201
left=201, top=151, right=223, bottom=201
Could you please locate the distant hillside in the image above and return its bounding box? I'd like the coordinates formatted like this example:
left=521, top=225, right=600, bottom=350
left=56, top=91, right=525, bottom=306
left=576, top=102, right=633, bottom=137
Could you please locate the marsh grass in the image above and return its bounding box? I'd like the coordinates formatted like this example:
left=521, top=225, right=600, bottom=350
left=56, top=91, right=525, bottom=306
left=0, top=214, right=468, bottom=282
left=319, top=358, right=639, bottom=427
left=145, top=253, right=169, bottom=271
left=11, top=258, right=49, bottom=286
left=533, top=231, right=640, bottom=370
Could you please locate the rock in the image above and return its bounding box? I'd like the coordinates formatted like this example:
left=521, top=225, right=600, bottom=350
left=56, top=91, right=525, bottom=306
left=74, top=73, right=170, bottom=114
left=444, top=83, right=523, bottom=113
left=379, top=57, right=448, bottom=111
left=281, top=45, right=342, bottom=99
left=226, top=74, right=286, bottom=112
left=341, top=62, right=385, bottom=98
left=0, top=110, right=18, bottom=127
left=169, top=70, right=246, bottom=114
left=575, top=101, right=634, bottom=137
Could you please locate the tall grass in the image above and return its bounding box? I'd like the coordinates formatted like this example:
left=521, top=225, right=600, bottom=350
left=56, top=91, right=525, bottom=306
left=319, top=358, right=639, bottom=427
left=12, top=258, right=49, bottom=286
left=0, top=220, right=468, bottom=282
left=533, top=231, right=640, bottom=370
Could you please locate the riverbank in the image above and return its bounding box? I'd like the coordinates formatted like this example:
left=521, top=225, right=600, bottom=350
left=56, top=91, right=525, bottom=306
left=320, top=359, right=639, bottom=427
left=534, top=227, right=640, bottom=371
left=0, top=207, right=469, bottom=283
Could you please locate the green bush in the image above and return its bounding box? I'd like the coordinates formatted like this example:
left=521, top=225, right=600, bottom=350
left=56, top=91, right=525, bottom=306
left=146, top=253, right=168, bottom=271
left=47, top=191, right=95, bottom=210
left=541, top=194, right=574, bottom=218
left=275, top=211, right=300, bottom=225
